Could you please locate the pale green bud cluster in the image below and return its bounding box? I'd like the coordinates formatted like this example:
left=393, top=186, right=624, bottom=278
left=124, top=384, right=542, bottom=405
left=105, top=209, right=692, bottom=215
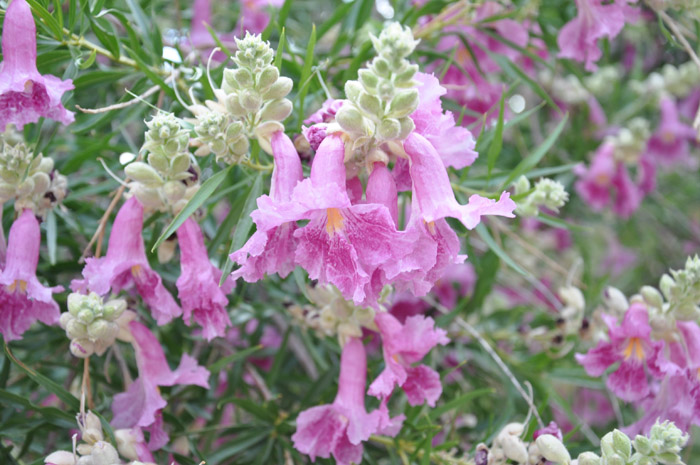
left=289, top=284, right=378, bottom=345
left=574, top=422, right=688, bottom=465
left=606, top=117, right=650, bottom=163
left=193, top=33, right=292, bottom=162
left=59, top=292, right=126, bottom=358
left=126, top=113, right=200, bottom=214
left=335, top=23, right=420, bottom=155
left=514, top=176, right=569, bottom=217
left=46, top=410, right=126, bottom=465
left=0, top=139, right=67, bottom=218
left=632, top=62, right=700, bottom=98
left=660, top=255, right=700, bottom=321
left=585, top=67, right=620, bottom=97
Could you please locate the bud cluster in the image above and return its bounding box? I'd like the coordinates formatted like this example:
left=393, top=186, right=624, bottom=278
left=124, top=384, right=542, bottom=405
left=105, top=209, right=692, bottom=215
left=335, top=23, right=420, bottom=158
left=659, top=255, right=700, bottom=321
left=289, top=284, right=377, bottom=344
left=514, top=176, right=569, bottom=217
left=577, top=422, right=688, bottom=465
left=631, top=61, right=700, bottom=99
left=59, top=292, right=126, bottom=358
left=481, top=422, right=571, bottom=465
left=192, top=33, right=293, bottom=163
left=605, top=117, right=650, bottom=163
left=0, top=137, right=67, bottom=218
left=125, top=113, right=200, bottom=214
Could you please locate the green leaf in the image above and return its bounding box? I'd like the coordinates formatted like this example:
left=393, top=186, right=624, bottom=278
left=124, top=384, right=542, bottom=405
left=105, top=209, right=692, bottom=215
left=78, top=48, right=98, bottom=69
left=486, top=93, right=505, bottom=179
left=46, top=209, right=57, bottom=265
left=275, top=28, right=286, bottom=71
left=475, top=223, right=527, bottom=276
left=216, top=398, right=276, bottom=423
left=429, top=388, right=494, bottom=420
left=500, top=114, right=569, bottom=190
left=208, top=345, right=263, bottom=373
left=152, top=165, right=234, bottom=252
left=25, top=0, right=63, bottom=40
left=220, top=172, right=264, bottom=284
left=3, top=343, right=80, bottom=412
left=297, top=25, right=317, bottom=124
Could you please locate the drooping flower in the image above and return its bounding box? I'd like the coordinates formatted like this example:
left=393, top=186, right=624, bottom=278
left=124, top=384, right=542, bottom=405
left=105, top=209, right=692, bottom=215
left=231, top=131, right=303, bottom=281
left=369, top=312, right=449, bottom=407
left=0, top=0, right=74, bottom=131
left=111, top=321, right=210, bottom=436
left=576, top=303, right=663, bottom=402
left=292, top=337, right=382, bottom=465
left=646, top=97, right=697, bottom=167
left=410, top=72, right=477, bottom=170
left=402, top=132, right=516, bottom=229
left=72, top=197, right=182, bottom=325
left=176, top=217, right=233, bottom=341
left=557, top=0, right=627, bottom=72
left=184, top=0, right=236, bottom=62
left=0, top=209, right=62, bottom=341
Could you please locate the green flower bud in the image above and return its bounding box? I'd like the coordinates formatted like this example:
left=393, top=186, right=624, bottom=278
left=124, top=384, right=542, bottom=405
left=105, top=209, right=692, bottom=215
left=377, top=80, right=394, bottom=101
left=31, top=172, right=50, bottom=194
left=66, top=319, right=88, bottom=340
left=377, top=118, right=401, bottom=140
left=239, top=89, right=263, bottom=112
left=577, top=452, right=601, bottom=465
left=260, top=99, right=293, bottom=122
left=536, top=435, right=571, bottom=464
left=371, top=57, right=391, bottom=78
left=358, top=69, right=378, bottom=90
left=387, top=89, right=418, bottom=118
left=398, top=117, right=415, bottom=139
left=87, top=320, right=111, bottom=341
left=70, top=339, right=95, bottom=358
left=233, top=68, right=255, bottom=89
left=395, top=63, right=419, bottom=85
left=67, top=293, right=84, bottom=316
left=336, top=105, right=367, bottom=134
left=125, top=162, right=164, bottom=187
left=633, top=435, right=652, bottom=456
left=257, top=66, right=280, bottom=93
left=514, top=175, right=531, bottom=195
left=640, top=286, right=664, bottom=309
left=17, top=178, right=34, bottom=197
left=77, top=308, right=95, bottom=325
left=148, top=152, right=169, bottom=173
left=103, top=299, right=126, bottom=321
left=37, top=157, right=54, bottom=173
left=345, top=81, right=364, bottom=103
left=358, top=92, right=383, bottom=118
left=262, top=77, right=293, bottom=100
left=170, top=153, right=191, bottom=175
left=163, top=180, right=186, bottom=204
left=59, top=312, right=73, bottom=330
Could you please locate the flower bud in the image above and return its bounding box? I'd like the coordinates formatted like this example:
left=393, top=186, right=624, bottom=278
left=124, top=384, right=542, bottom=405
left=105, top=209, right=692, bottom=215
left=387, top=89, right=418, bottom=118
left=87, top=320, right=115, bottom=341
left=535, top=434, right=571, bottom=464
left=240, top=89, right=263, bottom=112
left=66, top=319, right=88, bottom=340
left=576, top=452, right=600, bottom=465
left=358, top=69, right=378, bottom=90
left=377, top=118, right=401, bottom=140
left=125, top=162, right=163, bottom=187
left=88, top=441, right=119, bottom=465
left=260, top=99, right=293, bottom=122
left=70, top=339, right=95, bottom=358
left=257, top=66, right=279, bottom=92
left=358, top=92, right=382, bottom=117
left=501, top=434, right=529, bottom=463
left=262, top=77, right=293, bottom=100
left=345, top=81, right=364, bottom=102
left=604, top=287, right=629, bottom=315
left=115, top=429, right=140, bottom=461
left=659, top=274, right=677, bottom=301
left=45, top=451, right=77, bottom=465
left=163, top=180, right=186, bottom=204
left=336, top=105, right=366, bottom=134
left=59, top=312, right=73, bottom=329
left=32, top=171, right=51, bottom=194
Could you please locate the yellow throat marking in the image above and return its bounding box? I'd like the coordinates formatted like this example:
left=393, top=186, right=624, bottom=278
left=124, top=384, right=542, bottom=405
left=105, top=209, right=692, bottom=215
left=623, top=337, right=645, bottom=361
left=326, top=208, right=344, bottom=236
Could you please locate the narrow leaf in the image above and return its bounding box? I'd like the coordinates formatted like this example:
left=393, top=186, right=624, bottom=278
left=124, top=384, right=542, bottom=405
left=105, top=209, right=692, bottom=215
left=486, top=93, right=505, bottom=179
left=475, top=223, right=527, bottom=276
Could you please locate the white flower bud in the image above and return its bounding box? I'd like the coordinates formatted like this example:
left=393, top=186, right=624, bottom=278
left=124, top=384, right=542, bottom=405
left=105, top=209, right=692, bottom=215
left=576, top=452, right=600, bottom=465
left=70, top=339, right=95, bottom=358
left=66, top=319, right=88, bottom=340
left=603, top=287, right=629, bottom=315
left=536, top=434, right=571, bottom=464
left=125, top=162, right=163, bottom=187
left=45, top=451, right=77, bottom=465
left=559, top=286, right=585, bottom=313
left=501, top=434, right=529, bottom=463
left=260, top=99, right=293, bottom=122
left=88, top=441, right=119, bottom=465
left=115, top=429, right=140, bottom=461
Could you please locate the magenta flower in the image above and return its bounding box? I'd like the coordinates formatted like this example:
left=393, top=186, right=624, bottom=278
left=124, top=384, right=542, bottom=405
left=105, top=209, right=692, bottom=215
left=610, top=161, right=643, bottom=218
left=231, top=131, right=303, bottom=282
left=533, top=421, right=563, bottom=441
left=237, top=0, right=285, bottom=34
left=369, top=312, right=449, bottom=407
left=557, top=0, right=626, bottom=71
left=72, top=197, right=182, bottom=325
left=410, top=73, right=477, bottom=170
left=292, top=337, right=382, bottom=465
left=0, top=0, right=74, bottom=131
left=112, top=321, right=210, bottom=434
left=184, top=0, right=236, bottom=62
left=403, top=132, right=516, bottom=229
left=0, top=209, right=62, bottom=341
left=176, top=217, right=233, bottom=341
left=304, top=98, right=343, bottom=125
left=576, top=303, right=663, bottom=402
left=646, top=97, right=697, bottom=167
left=432, top=263, right=476, bottom=309
left=574, top=143, right=617, bottom=211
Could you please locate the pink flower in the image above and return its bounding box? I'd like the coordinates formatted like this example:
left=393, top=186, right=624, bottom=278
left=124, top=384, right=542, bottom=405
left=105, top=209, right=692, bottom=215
left=292, top=338, right=382, bottom=465
left=183, top=0, right=236, bottom=62
left=432, top=263, right=476, bottom=309
left=72, top=197, right=182, bottom=325
left=369, top=312, right=449, bottom=407
left=0, top=209, right=62, bottom=341
left=557, top=0, right=626, bottom=72
left=0, top=0, right=74, bottom=131
left=176, top=217, right=233, bottom=341
left=533, top=421, right=563, bottom=441
left=112, top=321, right=210, bottom=435
left=611, top=161, right=642, bottom=218
left=231, top=131, right=302, bottom=281
left=646, top=97, right=697, bottom=167
left=304, top=99, right=343, bottom=125
left=236, top=0, right=285, bottom=34
left=576, top=304, right=663, bottom=402
left=410, top=73, right=477, bottom=170
left=403, top=132, right=516, bottom=229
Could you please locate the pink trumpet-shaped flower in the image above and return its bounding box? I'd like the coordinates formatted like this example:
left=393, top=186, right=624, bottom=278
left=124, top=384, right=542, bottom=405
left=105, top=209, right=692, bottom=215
left=237, top=0, right=285, bottom=34
left=557, top=0, right=626, bottom=72
left=646, top=97, right=698, bottom=167
left=403, top=132, right=516, bottom=229
left=292, top=338, right=382, bottom=465
left=369, top=312, right=449, bottom=407
left=576, top=303, right=663, bottom=402
left=184, top=0, right=236, bottom=62
left=112, top=321, right=210, bottom=434
left=72, top=197, right=182, bottom=325
left=231, top=131, right=302, bottom=281
left=176, top=217, right=233, bottom=341
left=0, top=209, right=62, bottom=341
left=0, top=0, right=74, bottom=131
left=574, top=143, right=617, bottom=211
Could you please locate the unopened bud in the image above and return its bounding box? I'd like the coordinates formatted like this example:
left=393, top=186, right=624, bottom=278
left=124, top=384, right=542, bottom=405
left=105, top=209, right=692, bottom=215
left=604, top=287, right=629, bottom=315
left=536, top=434, right=571, bottom=464
left=576, top=452, right=601, bottom=465
left=70, top=339, right=95, bottom=358
left=125, top=162, right=163, bottom=187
